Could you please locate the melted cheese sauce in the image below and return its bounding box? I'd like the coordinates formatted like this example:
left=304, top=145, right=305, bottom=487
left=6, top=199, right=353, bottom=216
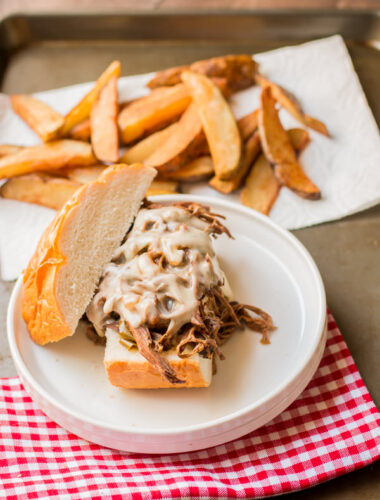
left=86, top=206, right=229, bottom=337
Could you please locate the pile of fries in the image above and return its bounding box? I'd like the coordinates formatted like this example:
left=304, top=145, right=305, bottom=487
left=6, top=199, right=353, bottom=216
left=0, top=55, right=327, bottom=213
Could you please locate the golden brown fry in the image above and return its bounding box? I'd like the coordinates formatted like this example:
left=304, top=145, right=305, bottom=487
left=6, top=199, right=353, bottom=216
left=118, top=84, right=191, bottom=144
left=302, top=115, right=328, bottom=136
left=240, top=129, right=309, bottom=214
left=125, top=106, right=261, bottom=172
left=255, top=74, right=328, bottom=136
left=147, top=180, right=180, bottom=196
left=69, top=119, right=91, bottom=141
left=148, top=65, right=188, bottom=89
left=182, top=71, right=241, bottom=181
left=0, top=173, right=81, bottom=210
left=148, top=54, right=258, bottom=92
left=163, top=156, right=214, bottom=182
left=145, top=102, right=207, bottom=173
left=209, top=127, right=309, bottom=195
left=209, top=132, right=261, bottom=194
left=11, top=94, right=64, bottom=142
left=0, top=145, right=24, bottom=158
left=259, top=87, right=320, bottom=200
left=0, top=140, right=96, bottom=180
left=287, top=128, right=310, bottom=152
left=90, top=75, right=119, bottom=163
left=63, top=165, right=106, bottom=184
left=209, top=77, right=232, bottom=99
left=61, top=60, right=121, bottom=136
left=121, top=123, right=178, bottom=164
left=241, top=155, right=280, bottom=214
left=237, top=109, right=259, bottom=141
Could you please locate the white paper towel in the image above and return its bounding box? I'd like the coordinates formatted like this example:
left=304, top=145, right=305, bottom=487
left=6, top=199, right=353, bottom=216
left=0, top=35, right=379, bottom=280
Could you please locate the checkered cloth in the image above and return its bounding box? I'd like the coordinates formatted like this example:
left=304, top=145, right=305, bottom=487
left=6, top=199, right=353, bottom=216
left=1, top=312, right=379, bottom=499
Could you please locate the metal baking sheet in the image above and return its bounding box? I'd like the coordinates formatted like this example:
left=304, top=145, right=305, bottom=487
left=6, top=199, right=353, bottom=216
left=0, top=12, right=379, bottom=494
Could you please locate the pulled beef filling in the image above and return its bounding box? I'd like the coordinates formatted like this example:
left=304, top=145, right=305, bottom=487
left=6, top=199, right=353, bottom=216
left=86, top=201, right=274, bottom=384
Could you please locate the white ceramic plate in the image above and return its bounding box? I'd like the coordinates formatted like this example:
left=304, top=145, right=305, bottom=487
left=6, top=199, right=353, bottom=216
left=7, top=195, right=327, bottom=454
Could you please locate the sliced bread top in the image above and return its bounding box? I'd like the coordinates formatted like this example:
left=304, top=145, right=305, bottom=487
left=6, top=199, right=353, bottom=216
left=22, top=163, right=156, bottom=345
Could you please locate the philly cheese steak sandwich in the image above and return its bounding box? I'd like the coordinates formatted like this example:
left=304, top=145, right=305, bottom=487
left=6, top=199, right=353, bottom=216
left=22, top=163, right=273, bottom=389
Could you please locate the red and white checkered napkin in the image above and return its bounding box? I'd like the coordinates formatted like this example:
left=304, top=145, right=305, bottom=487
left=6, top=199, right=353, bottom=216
left=1, top=312, right=379, bottom=499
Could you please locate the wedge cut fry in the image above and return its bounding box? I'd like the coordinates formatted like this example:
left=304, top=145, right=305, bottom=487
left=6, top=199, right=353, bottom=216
left=241, top=155, right=280, bottom=214
left=64, top=165, right=106, bottom=184
left=125, top=107, right=261, bottom=171
left=259, top=87, right=320, bottom=200
left=287, top=127, right=310, bottom=152
left=11, top=95, right=64, bottom=142
left=147, top=180, right=179, bottom=196
left=255, top=74, right=328, bottom=136
left=118, top=83, right=191, bottom=144
left=145, top=102, right=207, bottom=173
left=148, top=54, right=258, bottom=92
left=182, top=71, right=241, bottom=181
left=240, top=128, right=310, bottom=214
left=90, top=76, right=119, bottom=162
left=121, top=123, right=178, bottom=164
left=302, top=115, right=328, bottom=136
left=209, top=132, right=261, bottom=194
left=0, top=145, right=24, bottom=158
left=210, top=127, right=310, bottom=195
left=0, top=140, right=96, bottom=180
left=0, top=173, right=81, bottom=210
left=69, top=119, right=91, bottom=141
left=237, top=109, right=259, bottom=141
left=163, top=156, right=214, bottom=182
left=61, top=60, right=121, bottom=136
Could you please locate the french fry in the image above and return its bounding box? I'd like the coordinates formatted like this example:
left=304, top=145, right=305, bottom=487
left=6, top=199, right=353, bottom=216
left=63, top=165, right=106, bottom=184
left=118, top=83, right=191, bottom=144
left=255, top=74, right=328, bottom=136
left=148, top=54, right=258, bottom=92
left=241, top=127, right=310, bottom=214
left=238, top=109, right=259, bottom=141
left=210, top=127, right=310, bottom=195
left=241, top=155, right=280, bottom=215
left=210, top=77, right=233, bottom=99
left=121, top=123, right=178, bottom=164
left=0, top=145, right=24, bottom=158
left=182, top=71, right=241, bottom=181
left=128, top=106, right=260, bottom=170
left=163, top=156, right=214, bottom=182
left=287, top=127, right=310, bottom=152
left=69, top=119, right=91, bottom=141
left=209, top=132, right=261, bottom=194
left=61, top=60, right=121, bottom=136
left=259, top=87, right=320, bottom=200
left=91, top=75, right=119, bottom=163
left=147, top=180, right=180, bottom=196
left=0, top=140, right=96, bottom=180
left=125, top=106, right=261, bottom=172
left=145, top=102, right=208, bottom=173
left=0, top=173, right=81, bottom=210
left=11, top=94, right=64, bottom=142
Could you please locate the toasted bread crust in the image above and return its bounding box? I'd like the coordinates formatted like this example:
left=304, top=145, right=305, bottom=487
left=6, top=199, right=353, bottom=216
left=105, top=357, right=211, bottom=389
left=22, top=163, right=152, bottom=345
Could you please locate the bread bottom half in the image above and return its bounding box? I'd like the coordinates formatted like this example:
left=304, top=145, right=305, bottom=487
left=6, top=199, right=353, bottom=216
left=104, top=330, right=212, bottom=389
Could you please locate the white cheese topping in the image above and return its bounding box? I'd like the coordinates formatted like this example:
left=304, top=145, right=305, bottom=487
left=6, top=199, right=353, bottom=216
left=86, top=206, right=229, bottom=337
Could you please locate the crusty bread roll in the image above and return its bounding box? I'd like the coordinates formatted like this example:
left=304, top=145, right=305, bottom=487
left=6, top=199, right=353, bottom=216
left=22, top=163, right=156, bottom=345
left=105, top=329, right=212, bottom=389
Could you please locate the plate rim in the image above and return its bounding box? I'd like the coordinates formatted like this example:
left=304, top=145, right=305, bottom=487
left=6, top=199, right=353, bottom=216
left=7, top=194, right=326, bottom=437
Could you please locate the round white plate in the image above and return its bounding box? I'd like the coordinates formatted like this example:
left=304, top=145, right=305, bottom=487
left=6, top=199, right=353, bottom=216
left=8, top=194, right=327, bottom=454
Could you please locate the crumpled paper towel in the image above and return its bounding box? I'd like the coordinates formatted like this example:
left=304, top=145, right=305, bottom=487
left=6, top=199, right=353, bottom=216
left=0, top=35, right=379, bottom=280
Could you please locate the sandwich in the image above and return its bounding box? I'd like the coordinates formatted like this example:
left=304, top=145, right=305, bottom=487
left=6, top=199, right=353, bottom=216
left=22, top=163, right=273, bottom=389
